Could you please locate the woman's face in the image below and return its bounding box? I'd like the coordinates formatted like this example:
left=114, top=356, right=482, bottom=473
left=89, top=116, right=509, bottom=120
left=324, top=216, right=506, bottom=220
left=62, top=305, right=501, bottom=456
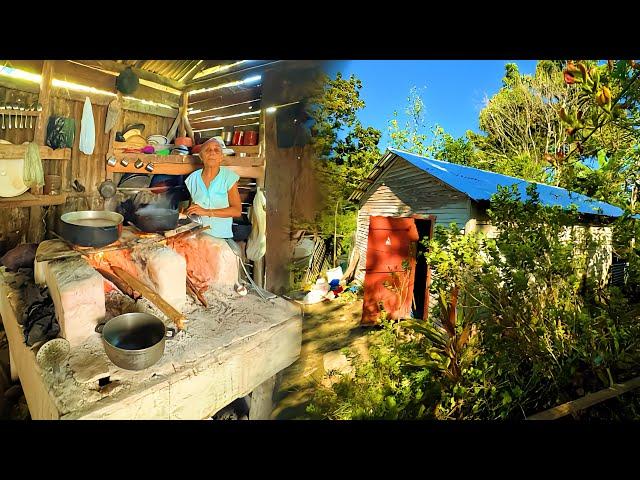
left=200, top=140, right=224, bottom=167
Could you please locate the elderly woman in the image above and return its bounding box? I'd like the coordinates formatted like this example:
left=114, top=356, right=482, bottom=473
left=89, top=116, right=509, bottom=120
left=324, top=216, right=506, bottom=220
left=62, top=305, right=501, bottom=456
left=184, top=137, right=242, bottom=238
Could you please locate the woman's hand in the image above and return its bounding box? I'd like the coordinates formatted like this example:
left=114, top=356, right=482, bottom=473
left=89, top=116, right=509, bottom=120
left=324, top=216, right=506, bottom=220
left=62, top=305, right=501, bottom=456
left=186, top=204, right=209, bottom=216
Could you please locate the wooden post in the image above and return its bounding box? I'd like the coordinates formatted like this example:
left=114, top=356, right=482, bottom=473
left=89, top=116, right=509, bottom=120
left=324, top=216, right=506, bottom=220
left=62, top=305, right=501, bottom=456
left=105, top=92, right=123, bottom=182
left=34, top=61, right=53, bottom=146
left=179, top=92, right=188, bottom=138
left=28, top=60, right=54, bottom=243
left=253, top=109, right=267, bottom=288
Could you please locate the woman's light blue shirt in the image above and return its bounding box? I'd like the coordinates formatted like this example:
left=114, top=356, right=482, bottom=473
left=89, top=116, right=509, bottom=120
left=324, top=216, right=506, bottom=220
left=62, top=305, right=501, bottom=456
left=185, top=166, right=240, bottom=238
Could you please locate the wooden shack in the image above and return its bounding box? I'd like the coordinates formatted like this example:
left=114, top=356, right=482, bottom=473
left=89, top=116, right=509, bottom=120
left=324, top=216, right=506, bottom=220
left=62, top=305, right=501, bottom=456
left=350, top=148, right=623, bottom=324
left=0, top=59, right=322, bottom=293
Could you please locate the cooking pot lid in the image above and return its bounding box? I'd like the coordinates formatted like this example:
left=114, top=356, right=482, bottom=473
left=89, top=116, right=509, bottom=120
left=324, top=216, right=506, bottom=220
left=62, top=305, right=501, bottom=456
left=0, top=158, right=30, bottom=198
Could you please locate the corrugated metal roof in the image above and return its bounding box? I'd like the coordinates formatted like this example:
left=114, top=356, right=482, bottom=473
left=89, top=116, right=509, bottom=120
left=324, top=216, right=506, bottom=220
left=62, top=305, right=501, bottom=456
left=356, top=148, right=626, bottom=218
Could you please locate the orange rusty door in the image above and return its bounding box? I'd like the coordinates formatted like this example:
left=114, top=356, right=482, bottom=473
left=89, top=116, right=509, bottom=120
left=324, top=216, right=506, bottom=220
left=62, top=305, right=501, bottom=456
left=362, top=216, right=419, bottom=325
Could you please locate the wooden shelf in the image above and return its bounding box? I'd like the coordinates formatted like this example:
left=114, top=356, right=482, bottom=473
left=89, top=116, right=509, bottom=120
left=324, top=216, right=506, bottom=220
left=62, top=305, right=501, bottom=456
left=0, top=192, right=68, bottom=208
left=226, top=145, right=260, bottom=155
left=111, top=153, right=263, bottom=170
left=0, top=145, right=71, bottom=160
left=108, top=153, right=265, bottom=180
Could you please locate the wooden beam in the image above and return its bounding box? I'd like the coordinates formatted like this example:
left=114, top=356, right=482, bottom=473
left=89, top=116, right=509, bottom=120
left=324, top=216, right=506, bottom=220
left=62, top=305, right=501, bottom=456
left=0, top=75, right=39, bottom=94
left=191, top=115, right=260, bottom=131
left=179, top=92, right=188, bottom=138
left=0, top=145, right=71, bottom=160
left=3, top=60, right=181, bottom=108
left=186, top=61, right=280, bottom=91
left=107, top=160, right=264, bottom=180
left=188, top=86, right=262, bottom=111
left=34, top=60, right=53, bottom=145
left=57, top=61, right=180, bottom=107
left=188, top=83, right=262, bottom=104
left=0, top=193, right=68, bottom=209
left=189, top=100, right=261, bottom=122
left=179, top=60, right=205, bottom=83
left=527, top=376, right=640, bottom=420
left=70, top=60, right=185, bottom=91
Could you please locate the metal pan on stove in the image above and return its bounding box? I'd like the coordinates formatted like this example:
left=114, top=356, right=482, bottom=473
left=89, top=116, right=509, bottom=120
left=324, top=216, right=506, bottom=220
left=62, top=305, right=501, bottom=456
left=60, top=210, right=124, bottom=247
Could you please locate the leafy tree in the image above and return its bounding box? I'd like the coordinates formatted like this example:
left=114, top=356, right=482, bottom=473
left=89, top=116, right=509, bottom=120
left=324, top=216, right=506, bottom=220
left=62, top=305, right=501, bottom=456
left=465, top=61, right=583, bottom=184
left=389, top=86, right=428, bottom=154
left=298, top=73, right=381, bottom=259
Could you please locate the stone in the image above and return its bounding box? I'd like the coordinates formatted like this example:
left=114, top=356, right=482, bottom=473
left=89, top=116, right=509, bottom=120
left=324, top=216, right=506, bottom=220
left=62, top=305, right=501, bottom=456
left=45, top=257, right=106, bottom=348
left=322, top=350, right=354, bottom=377
left=139, top=246, right=187, bottom=312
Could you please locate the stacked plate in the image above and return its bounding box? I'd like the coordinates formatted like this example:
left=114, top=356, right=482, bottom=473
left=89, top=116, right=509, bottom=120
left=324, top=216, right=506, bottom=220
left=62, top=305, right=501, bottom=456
left=170, top=145, right=190, bottom=155
left=147, top=135, right=169, bottom=146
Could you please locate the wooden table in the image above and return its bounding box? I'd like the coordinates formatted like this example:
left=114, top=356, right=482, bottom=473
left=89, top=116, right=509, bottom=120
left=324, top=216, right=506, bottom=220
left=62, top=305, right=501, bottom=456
left=0, top=268, right=301, bottom=420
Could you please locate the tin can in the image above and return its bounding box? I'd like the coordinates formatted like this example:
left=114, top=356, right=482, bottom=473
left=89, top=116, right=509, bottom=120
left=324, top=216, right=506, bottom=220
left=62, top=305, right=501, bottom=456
left=243, top=130, right=258, bottom=146
left=232, top=130, right=244, bottom=146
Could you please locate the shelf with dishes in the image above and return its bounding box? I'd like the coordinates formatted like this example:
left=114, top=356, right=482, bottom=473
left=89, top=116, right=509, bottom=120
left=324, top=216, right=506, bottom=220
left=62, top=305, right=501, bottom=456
left=107, top=152, right=265, bottom=180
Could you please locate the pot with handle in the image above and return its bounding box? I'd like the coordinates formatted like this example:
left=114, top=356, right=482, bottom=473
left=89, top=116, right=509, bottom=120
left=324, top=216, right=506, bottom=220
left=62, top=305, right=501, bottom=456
left=95, top=312, right=176, bottom=371
left=134, top=206, right=179, bottom=232
left=60, top=210, right=123, bottom=247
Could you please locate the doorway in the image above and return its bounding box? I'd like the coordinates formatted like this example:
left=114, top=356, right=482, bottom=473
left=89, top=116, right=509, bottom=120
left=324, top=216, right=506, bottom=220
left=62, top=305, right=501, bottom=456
left=412, top=218, right=432, bottom=320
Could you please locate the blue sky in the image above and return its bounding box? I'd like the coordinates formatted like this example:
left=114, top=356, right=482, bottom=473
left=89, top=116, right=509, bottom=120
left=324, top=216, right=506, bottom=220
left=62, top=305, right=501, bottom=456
left=324, top=60, right=539, bottom=151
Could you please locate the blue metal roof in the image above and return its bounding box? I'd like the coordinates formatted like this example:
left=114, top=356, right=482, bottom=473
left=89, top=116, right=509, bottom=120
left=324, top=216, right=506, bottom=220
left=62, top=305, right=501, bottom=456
left=388, top=148, right=626, bottom=218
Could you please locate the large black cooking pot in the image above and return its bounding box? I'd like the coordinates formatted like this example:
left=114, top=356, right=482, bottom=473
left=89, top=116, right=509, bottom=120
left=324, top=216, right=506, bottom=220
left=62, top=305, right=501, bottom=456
left=134, top=207, right=179, bottom=233
left=95, top=312, right=175, bottom=371
left=60, top=211, right=124, bottom=247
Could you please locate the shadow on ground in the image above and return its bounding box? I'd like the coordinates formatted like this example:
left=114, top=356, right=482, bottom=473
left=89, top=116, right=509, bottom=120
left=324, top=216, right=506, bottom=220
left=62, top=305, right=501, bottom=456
left=271, top=298, right=371, bottom=420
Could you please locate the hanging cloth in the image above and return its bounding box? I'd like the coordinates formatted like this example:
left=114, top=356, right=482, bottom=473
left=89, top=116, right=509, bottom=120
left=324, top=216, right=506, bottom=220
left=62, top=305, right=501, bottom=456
left=104, top=97, right=122, bottom=134
left=246, top=187, right=267, bottom=261
left=23, top=142, right=44, bottom=188
left=79, top=96, right=95, bottom=155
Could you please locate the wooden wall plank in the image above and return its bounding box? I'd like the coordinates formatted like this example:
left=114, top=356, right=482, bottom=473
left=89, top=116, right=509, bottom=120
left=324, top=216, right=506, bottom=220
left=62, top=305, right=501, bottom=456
left=189, top=100, right=261, bottom=122
left=188, top=87, right=262, bottom=111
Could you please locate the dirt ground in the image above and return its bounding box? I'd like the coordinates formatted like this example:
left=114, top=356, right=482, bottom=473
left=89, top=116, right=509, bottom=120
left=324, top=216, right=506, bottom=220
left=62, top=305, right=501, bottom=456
left=271, top=297, right=371, bottom=419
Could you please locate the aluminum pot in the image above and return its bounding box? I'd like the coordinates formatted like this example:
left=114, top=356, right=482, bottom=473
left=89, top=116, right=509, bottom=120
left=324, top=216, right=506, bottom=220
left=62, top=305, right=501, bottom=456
left=60, top=210, right=124, bottom=247
left=95, top=312, right=176, bottom=371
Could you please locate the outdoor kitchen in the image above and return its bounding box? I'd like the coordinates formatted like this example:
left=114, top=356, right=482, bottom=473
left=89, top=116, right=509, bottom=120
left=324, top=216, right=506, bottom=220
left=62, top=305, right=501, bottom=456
left=0, top=60, right=321, bottom=420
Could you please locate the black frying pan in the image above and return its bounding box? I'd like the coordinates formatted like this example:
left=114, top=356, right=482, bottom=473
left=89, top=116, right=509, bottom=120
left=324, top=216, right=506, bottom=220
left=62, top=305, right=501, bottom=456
left=134, top=207, right=179, bottom=233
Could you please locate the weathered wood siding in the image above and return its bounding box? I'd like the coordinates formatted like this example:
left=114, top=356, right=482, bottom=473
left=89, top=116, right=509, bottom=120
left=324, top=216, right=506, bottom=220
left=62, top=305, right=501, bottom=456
left=354, top=157, right=471, bottom=283
left=0, top=83, right=173, bottom=251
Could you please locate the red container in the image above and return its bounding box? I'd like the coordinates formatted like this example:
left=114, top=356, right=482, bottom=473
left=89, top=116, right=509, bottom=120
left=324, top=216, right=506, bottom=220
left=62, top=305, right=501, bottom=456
left=243, top=130, right=258, bottom=146
left=232, top=130, right=244, bottom=146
